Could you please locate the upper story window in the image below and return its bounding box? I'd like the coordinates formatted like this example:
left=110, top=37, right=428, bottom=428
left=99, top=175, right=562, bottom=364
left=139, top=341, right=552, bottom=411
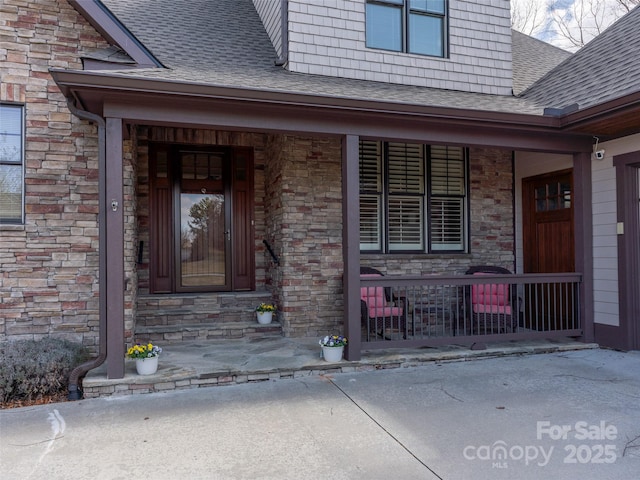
left=0, top=104, right=24, bottom=224
left=360, top=140, right=468, bottom=253
left=365, top=0, right=447, bottom=57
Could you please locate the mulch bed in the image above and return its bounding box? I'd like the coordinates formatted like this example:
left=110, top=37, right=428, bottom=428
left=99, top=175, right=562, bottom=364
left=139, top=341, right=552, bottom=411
left=0, top=392, right=68, bottom=410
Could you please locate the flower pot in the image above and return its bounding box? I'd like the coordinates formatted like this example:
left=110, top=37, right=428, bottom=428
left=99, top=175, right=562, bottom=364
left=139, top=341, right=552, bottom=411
left=135, top=356, right=159, bottom=375
left=256, top=311, right=273, bottom=325
left=322, top=345, right=344, bottom=362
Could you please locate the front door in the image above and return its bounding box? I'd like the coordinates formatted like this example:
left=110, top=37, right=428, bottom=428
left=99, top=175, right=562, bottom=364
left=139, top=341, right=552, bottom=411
left=178, top=151, right=230, bottom=291
left=522, top=169, right=575, bottom=329
left=523, top=169, right=574, bottom=274
left=149, top=143, right=254, bottom=293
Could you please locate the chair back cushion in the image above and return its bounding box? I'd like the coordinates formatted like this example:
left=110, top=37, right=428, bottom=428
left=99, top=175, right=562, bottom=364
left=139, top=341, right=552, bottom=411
left=360, top=274, right=404, bottom=318
left=360, top=274, right=387, bottom=307
left=471, top=272, right=511, bottom=314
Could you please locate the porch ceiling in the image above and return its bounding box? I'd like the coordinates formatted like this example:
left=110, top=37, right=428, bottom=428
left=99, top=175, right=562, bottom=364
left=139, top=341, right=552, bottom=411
left=562, top=91, right=640, bottom=140
left=52, top=69, right=593, bottom=154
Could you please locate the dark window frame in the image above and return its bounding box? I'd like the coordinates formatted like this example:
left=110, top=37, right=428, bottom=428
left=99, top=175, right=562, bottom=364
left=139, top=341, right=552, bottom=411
left=359, top=140, right=469, bottom=254
left=365, top=0, right=449, bottom=58
left=0, top=103, right=24, bottom=225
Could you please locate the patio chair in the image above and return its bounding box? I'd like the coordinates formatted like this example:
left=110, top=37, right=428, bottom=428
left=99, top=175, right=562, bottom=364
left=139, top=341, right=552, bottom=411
left=360, top=266, right=407, bottom=339
left=465, top=265, right=519, bottom=334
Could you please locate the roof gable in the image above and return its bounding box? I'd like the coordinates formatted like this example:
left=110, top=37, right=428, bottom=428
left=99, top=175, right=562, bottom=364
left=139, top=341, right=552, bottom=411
left=511, top=30, right=572, bottom=95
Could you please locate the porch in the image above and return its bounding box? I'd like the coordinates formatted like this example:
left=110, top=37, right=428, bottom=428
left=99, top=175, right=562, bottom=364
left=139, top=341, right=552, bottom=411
left=353, top=271, right=584, bottom=352
left=81, top=336, right=597, bottom=399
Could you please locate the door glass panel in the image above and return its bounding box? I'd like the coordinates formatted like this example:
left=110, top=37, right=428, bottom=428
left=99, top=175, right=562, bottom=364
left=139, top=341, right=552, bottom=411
left=182, top=154, right=195, bottom=179
left=156, top=151, right=168, bottom=178
left=561, top=182, right=571, bottom=208
left=180, top=193, right=225, bottom=287
left=195, top=154, right=209, bottom=179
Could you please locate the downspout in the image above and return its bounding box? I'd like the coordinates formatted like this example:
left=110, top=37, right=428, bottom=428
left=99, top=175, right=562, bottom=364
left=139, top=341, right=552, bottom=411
left=274, top=0, right=289, bottom=66
left=66, top=99, right=107, bottom=400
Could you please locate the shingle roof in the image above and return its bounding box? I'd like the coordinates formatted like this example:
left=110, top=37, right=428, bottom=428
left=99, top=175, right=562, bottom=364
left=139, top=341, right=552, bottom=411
left=96, top=0, right=545, bottom=116
left=511, top=30, right=572, bottom=96
left=94, top=0, right=638, bottom=118
left=521, top=6, right=640, bottom=110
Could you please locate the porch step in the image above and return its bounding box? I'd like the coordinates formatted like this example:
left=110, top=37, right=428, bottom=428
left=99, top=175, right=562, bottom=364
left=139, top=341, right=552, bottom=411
left=135, top=291, right=280, bottom=341
left=135, top=321, right=283, bottom=343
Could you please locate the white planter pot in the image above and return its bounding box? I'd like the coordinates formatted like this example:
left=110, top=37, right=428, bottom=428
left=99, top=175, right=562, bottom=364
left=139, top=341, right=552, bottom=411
left=256, top=311, right=273, bottom=324
left=135, top=356, right=159, bottom=375
left=322, top=346, right=344, bottom=362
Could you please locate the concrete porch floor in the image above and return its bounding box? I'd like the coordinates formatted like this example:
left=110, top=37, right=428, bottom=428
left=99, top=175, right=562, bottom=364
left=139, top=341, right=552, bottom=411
left=81, top=336, right=599, bottom=399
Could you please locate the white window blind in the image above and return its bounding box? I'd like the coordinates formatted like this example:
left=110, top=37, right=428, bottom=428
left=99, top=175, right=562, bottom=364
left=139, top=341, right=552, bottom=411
left=430, top=146, right=465, bottom=250
left=388, top=143, right=424, bottom=194
left=359, top=141, right=382, bottom=250
left=388, top=196, right=423, bottom=250
left=430, top=197, right=464, bottom=250
left=359, top=140, right=467, bottom=253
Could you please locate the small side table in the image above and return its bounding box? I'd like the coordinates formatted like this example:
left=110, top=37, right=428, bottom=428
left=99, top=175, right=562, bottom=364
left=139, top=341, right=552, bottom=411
left=412, top=299, right=456, bottom=337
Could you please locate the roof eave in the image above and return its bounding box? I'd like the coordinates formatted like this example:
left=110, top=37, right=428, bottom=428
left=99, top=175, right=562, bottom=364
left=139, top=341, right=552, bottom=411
left=50, top=68, right=592, bottom=153
left=51, top=68, right=557, bottom=126
left=561, top=91, right=640, bottom=139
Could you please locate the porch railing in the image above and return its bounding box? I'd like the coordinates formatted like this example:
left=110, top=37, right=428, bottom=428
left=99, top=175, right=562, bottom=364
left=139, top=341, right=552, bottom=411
left=359, top=273, right=582, bottom=349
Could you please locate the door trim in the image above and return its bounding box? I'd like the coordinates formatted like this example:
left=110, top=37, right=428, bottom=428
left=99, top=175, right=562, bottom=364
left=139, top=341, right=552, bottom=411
left=613, top=151, right=640, bottom=350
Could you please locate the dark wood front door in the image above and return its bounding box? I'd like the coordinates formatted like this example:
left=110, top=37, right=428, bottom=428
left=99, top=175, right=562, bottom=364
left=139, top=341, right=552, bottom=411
left=523, top=169, right=574, bottom=274
left=522, top=169, right=574, bottom=329
left=149, top=144, right=254, bottom=293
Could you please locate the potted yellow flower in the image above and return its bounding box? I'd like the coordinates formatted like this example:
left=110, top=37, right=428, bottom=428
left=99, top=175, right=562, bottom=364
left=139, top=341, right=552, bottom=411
left=126, top=342, right=162, bottom=375
left=255, top=303, right=276, bottom=324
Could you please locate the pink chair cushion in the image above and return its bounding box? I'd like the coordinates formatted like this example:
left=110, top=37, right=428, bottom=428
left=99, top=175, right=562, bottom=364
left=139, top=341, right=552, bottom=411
left=471, top=272, right=510, bottom=314
left=360, top=274, right=404, bottom=318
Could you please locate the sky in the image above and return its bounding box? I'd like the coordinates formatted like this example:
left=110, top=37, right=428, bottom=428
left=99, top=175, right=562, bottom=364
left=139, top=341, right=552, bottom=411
left=511, top=0, right=635, bottom=51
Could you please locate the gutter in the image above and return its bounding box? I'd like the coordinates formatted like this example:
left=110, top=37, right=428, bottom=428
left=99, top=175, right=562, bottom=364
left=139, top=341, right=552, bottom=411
left=66, top=99, right=107, bottom=401
left=50, top=68, right=559, bottom=130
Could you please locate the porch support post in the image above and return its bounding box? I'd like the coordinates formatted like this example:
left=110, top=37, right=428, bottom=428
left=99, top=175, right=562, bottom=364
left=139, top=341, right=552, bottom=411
left=573, top=151, right=594, bottom=342
left=105, top=117, right=125, bottom=378
left=342, top=134, right=361, bottom=360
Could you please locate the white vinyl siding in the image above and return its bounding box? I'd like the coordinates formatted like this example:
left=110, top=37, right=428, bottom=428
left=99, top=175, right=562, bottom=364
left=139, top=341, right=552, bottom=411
left=360, top=140, right=467, bottom=253
left=286, top=0, right=513, bottom=95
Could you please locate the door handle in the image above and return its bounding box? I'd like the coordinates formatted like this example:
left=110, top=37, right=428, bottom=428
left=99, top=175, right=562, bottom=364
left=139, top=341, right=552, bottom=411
left=225, top=230, right=230, bottom=241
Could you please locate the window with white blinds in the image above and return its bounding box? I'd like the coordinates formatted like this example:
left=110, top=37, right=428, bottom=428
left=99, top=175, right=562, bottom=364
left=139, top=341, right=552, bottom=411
left=359, top=140, right=467, bottom=253
left=0, top=105, right=23, bottom=224
left=429, top=145, right=465, bottom=250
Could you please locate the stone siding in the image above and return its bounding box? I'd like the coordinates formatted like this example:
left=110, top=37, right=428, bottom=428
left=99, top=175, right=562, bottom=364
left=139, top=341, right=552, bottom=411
left=0, top=0, right=108, bottom=350
left=265, top=135, right=345, bottom=337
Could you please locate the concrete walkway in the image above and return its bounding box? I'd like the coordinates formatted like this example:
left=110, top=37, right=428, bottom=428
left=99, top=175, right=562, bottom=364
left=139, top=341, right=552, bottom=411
left=82, top=337, right=597, bottom=398
left=2, top=348, right=640, bottom=479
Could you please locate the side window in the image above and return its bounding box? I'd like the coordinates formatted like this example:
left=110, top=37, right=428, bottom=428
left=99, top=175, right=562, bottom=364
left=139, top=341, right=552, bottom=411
left=365, top=0, right=447, bottom=57
left=0, top=104, right=24, bottom=224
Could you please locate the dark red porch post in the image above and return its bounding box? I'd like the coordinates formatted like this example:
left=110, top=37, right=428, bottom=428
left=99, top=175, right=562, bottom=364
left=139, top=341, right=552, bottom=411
left=573, top=151, right=594, bottom=343
left=342, top=134, right=361, bottom=360
left=105, top=117, right=125, bottom=378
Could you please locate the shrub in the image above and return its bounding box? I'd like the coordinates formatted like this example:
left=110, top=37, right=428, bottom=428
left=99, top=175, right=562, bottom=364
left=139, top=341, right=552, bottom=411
left=0, top=338, right=90, bottom=404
